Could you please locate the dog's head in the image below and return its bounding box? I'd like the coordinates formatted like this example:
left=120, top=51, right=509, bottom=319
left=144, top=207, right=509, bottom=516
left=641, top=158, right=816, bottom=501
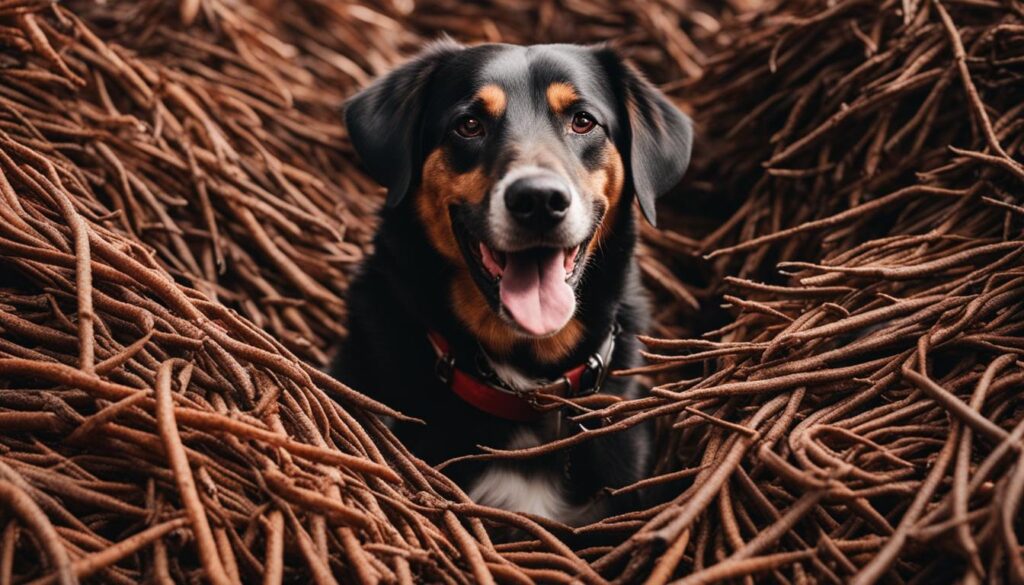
left=346, top=40, right=692, bottom=344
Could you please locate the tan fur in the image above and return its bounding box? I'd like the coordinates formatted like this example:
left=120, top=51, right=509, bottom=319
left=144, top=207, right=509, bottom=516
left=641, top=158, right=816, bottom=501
left=529, top=319, right=585, bottom=363
left=450, top=272, right=517, bottom=355
left=415, top=149, right=522, bottom=357
left=416, top=149, right=490, bottom=263
left=546, top=82, right=578, bottom=115
left=587, top=142, right=626, bottom=251
left=477, top=84, right=507, bottom=118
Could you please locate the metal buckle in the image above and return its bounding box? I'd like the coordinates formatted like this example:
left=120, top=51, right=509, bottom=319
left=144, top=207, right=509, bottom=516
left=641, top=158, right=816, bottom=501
left=593, top=350, right=611, bottom=392
left=577, top=352, right=606, bottom=397
left=578, top=324, right=617, bottom=396
left=435, top=353, right=455, bottom=386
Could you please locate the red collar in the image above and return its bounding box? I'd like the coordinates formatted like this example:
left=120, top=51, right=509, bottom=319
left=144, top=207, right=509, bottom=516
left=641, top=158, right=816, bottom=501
left=426, top=327, right=617, bottom=422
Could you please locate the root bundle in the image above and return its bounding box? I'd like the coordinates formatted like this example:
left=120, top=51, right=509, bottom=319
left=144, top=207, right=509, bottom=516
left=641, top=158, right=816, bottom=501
left=0, top=0, right=1021, bottom=582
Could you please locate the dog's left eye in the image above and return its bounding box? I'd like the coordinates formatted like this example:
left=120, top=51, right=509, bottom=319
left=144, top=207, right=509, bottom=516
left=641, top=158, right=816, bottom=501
left=571, top=112, right=597, bottom=134
left=454, top=116, right=485, bottom=138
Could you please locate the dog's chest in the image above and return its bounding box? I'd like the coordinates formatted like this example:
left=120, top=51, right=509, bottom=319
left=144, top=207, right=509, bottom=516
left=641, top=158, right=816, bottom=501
left=466, top=427, right=605, bottom=526
left=466, top=428, right=564, bottom=515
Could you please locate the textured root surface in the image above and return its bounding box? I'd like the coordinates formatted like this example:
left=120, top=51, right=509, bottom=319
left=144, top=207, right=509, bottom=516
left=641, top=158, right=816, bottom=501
left=0, top=0, right=1022, bottom=583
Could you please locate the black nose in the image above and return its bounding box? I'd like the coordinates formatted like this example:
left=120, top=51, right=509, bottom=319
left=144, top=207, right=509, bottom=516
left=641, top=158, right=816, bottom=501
left=503, top=175, right=571, bottom=230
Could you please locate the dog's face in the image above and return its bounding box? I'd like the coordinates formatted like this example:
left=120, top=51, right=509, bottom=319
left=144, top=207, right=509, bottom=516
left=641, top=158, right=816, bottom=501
left=347, top=42, right=692, bottom=349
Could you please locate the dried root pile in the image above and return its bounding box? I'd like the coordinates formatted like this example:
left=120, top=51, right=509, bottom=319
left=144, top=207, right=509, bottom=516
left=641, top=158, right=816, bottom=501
left=0, top=1, right=603, bottom=583
left=0, top=0, right=1021, bottom=583
left=614, top=0, right=1024, bottom=581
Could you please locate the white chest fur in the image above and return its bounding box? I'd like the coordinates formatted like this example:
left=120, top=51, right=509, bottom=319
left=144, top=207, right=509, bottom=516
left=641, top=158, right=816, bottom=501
left=467, top=428, right=606, bottom=526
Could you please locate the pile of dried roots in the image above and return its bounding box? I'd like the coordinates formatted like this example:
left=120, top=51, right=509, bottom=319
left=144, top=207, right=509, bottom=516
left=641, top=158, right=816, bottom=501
left=0, top=0, right=1022, bottom=582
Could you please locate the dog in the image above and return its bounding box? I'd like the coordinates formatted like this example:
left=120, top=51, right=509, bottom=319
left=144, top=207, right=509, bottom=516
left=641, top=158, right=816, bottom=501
left=334, top=39, right=692, bottom=526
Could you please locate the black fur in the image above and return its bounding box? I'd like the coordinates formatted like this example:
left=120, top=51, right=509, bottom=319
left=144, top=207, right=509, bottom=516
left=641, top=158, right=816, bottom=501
left=344, top=40, right=466, bottom=207
left=336, top=42, right=692, bottom=522
left=593, top=47, right=694, bottom=226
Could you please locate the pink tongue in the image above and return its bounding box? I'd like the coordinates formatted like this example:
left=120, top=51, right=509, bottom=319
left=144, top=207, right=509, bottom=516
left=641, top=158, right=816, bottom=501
left=499, top=249, right=575, bottom=336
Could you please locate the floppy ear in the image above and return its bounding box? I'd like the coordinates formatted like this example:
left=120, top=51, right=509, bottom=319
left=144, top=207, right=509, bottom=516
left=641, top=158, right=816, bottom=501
left=595, top=48, right=693, bottom=226
left=345, top=39, right=464, bottom=207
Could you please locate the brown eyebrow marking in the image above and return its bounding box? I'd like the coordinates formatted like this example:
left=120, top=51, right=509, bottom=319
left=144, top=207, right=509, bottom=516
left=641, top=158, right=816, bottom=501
left=546, top=82, right=578, bottom=115
left=476, top=84, right=507, bottom=118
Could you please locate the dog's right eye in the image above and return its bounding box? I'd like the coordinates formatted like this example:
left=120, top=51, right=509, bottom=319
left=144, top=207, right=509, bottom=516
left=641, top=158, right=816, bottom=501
left=454, top=117, right=485, bottom=138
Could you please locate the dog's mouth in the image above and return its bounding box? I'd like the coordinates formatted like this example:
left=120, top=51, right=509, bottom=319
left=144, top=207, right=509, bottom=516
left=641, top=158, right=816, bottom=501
left=476, top=243, right=587, bottom=337
left=452, top=212, right=591, bottom=337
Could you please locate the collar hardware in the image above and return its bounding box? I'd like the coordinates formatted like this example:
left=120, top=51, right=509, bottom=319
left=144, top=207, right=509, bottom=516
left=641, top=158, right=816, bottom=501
left=577, top=351, right=608, bottom=398
left=435, top=353, right=455, bottom=386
